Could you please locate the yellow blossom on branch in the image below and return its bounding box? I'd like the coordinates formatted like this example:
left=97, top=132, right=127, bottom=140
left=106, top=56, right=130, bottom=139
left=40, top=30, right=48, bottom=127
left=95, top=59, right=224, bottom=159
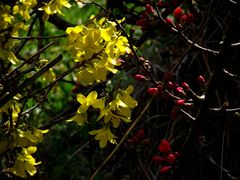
left=89, top=127, right=117, bottom=148
left=39, top=0, right=72, bottom=20
left=5, top=146, right=41, bottom=178
left=14, top=128, right=49, bottom=147
left=77, top=91, right=104, bottom=114
left=66, top=16, right=131, bottom=86
left=67, top=113, right=88, bottom=126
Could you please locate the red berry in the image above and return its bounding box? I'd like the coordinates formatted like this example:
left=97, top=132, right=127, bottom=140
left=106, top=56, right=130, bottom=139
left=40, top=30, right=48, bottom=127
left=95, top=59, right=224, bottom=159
left=176, top=87, right=184, bottom=94
left=173, top=7, right=183, bottom=19
left=136, top=129, right=145, bottom=139
left=157, top=0, right=163, bottom=9
left=187, top=13, right=194, bottom=23
left=173, top=151, right=181, bottom=158
left=146, top=4, right=154, bottom=14
left=136, top=18, right=147, bottom=27
left=152, top=156, right=165, bottom=164
left=165, top=17, right=174, bottom=27
left=167, top=153, right=176, bottom=164
left=181, top=82, right=190, bottom=90
left=142, top=138, right=150, bottom=146
left=147, top=87, right=159, bottom=96
left=166, top=81, right=174, bottom=90
left=180, top=14, right=188, bottom=23
left=197, top=75, right=205, bottom=86
left=176, top=99, right=185, bottom=106
left=159, top=166, right=171, bottom=174
left=158, top=139, right=171, bottom=153
left=134, top=74, right=147, bottom=81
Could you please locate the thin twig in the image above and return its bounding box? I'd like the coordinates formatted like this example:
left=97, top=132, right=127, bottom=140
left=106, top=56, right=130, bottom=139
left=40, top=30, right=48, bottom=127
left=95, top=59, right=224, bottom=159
left=220, top=126, right=225, bottom=180
left=209, top=107, right=240, bottom=112
left=0, top=55, right=62, bottom=108
left=7, top=41, right=55, bottom=78
left=21, top=86, right=53, bottom=115
left=11, top=34, right=67, bottom=40
left=179, top=109, right=196, bottom=121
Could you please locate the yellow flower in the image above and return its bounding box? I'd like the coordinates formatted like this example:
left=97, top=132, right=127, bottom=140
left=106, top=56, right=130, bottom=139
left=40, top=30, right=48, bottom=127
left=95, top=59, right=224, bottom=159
left=14, top=128, right=49, bottom=147
left=39, top=0, right=71, bottom=20
left=77, top=91, right=97, bottom=114
left=118, top=85, right=138, bottom=108
left=109, top=86, right=138, bottom=110
left=77, top=91, right=104, bottom=114
left=0, top=97, right=20, bottom=128
left=6, top=146, right=41, bottom=178
left=96, top=86, right=137, bottom=128
left=67, top=113, right=87, bottom=126
left=89, top=127, right=117, bottom=148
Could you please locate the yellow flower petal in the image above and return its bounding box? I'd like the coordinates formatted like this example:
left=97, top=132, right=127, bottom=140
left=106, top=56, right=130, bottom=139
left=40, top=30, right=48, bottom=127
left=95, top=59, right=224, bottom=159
left=26, top=146, right=37, bottom=155
left=86, top=91, right=97, bottom=105
left=25, top=162, right=37, bottom=176
left=12, top=160, right=27, bottom=178
left=77, top=104, right=88, bottom=114
left=77, top=94, right=86, bottom=104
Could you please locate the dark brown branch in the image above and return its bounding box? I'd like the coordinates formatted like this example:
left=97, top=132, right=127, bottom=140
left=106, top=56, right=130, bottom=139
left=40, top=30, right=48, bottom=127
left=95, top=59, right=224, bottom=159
left=39, top=103, right=77, bottom=130
left=48, top=14, right=75, bottom=30
left=0, top=55, right=63, bottom=108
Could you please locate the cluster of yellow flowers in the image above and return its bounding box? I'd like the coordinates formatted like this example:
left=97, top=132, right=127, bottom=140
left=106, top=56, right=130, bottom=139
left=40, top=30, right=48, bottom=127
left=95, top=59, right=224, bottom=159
left=2, top=129, right=49, bottom=178
left=0, top=1, right=71, bottom=175
left=0, top=0, right=71, bottom=64
left=13, top=0, right=37, bottom=21
left=39, top=0, right=71, bottom=21
left=66, top=16, right=137, bottom=148
left=69, top=85, right=137, bottom=148
left=0, top=96, right=48, bottom=178
left=0, top=3, right=23, bottom=64
left=66, top=16, right=131, bottom=86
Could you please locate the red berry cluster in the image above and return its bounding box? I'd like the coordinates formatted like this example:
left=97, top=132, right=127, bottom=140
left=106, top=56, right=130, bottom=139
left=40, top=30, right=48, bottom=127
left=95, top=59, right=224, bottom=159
left=135, top=1, right=196, bottom=33
left=157, top=0, right=195, bottom=29
left=136, top=3, right=155, bottom=31
left=164, top=79, right=194, bottom=108
left=173, top=6, right=194, bottom=26
left=151, top=139, right=180, bottom=174
left=197, top=75, right=206, bottom=86
left=128, top=129, right=150, bottom=146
